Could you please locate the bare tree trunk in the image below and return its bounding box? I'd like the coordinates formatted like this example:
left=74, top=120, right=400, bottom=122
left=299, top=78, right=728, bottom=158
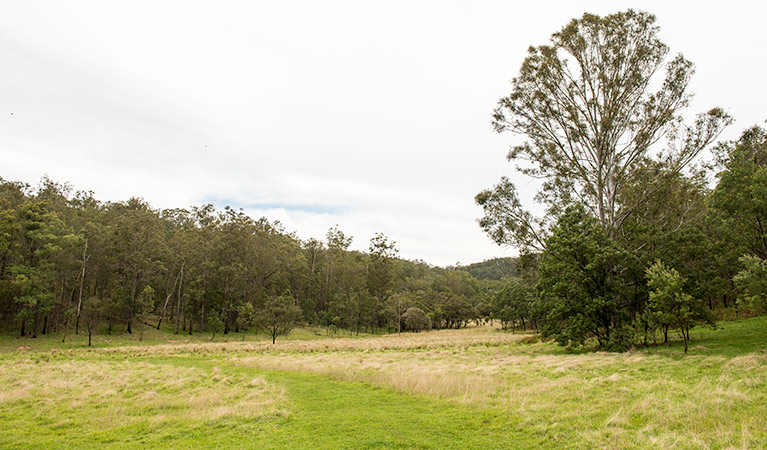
left=158, top=261, right=184, bottom=330
left=127, top=270, right=138, bottom=334
left=75, top=239, right=89, bottom=334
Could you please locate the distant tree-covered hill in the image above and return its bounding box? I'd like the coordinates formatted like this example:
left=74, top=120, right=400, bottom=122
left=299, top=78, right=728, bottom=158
left=461, top=257, right=518, bottom=280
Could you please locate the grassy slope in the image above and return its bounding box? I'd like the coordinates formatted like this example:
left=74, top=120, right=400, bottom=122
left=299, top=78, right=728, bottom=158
left=0, top=317, right=765, bottom=449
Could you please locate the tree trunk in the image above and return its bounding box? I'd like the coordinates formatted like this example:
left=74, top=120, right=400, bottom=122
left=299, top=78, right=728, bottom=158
left=76, top=239, right=88, bottom=334
left=199, top=303, right=205, bottom=333
left=174, top=297, right=180, bottom=335
left=127, top=269, right=138, bottom=334
left=158, top=261, right=183, bottom=330
left=32, top=314, right=39, bottom=338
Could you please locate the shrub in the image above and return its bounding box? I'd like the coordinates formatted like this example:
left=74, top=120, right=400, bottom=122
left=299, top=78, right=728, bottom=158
left=403, top=307, right=431, bottom=332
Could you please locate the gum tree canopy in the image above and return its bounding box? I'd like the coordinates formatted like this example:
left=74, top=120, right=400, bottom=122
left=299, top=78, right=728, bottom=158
left=476, top=10, right=731, bottom=251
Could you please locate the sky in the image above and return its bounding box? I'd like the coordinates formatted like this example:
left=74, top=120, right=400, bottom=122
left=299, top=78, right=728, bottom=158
left=1, top=1, right=765, bottom=266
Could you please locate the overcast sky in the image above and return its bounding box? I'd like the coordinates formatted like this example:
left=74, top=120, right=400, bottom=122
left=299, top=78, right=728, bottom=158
left=1, top=1, right=765, bottom=266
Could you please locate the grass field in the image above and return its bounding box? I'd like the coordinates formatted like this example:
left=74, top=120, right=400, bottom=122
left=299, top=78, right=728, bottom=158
left=1, top=318, right=766, bottom=449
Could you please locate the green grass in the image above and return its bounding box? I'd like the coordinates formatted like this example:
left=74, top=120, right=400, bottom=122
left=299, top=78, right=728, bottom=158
left=1, top=317, right=766, bottom=449
left=0, top=354, right=550, bottom=449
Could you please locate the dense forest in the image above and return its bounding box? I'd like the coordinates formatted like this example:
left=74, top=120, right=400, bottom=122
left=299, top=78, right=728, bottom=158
left=0, top=176, right=511, bottom=342
left=460, top=257, right=518, bottom=281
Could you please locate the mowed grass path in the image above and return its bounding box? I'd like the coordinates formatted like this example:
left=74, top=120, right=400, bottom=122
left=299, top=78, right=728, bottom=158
left=0, top=354, right=548, bottom=449
left=1, top=317, right=766, bottom=449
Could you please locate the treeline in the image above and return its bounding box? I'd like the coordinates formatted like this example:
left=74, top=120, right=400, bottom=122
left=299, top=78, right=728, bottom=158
left=0, top=177, right=514, bottom=342
left=460, top=257, right=518, bottom=281
left=489, top=126, right=767, bottom=351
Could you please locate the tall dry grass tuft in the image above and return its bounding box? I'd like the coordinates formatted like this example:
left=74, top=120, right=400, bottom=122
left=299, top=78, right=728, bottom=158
left=0, top=359, right=287, bottom=428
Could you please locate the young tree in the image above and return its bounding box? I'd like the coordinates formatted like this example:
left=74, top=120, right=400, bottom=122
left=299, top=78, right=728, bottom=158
left=81, top=296, right=101, bottom=347
left=646, top=261, right=708, bottom=353
left=367, top=233, right=398, bottom=329
left=60, top=308, right=74, bottom=343
left=388, top=292, right=410, bottom=335
left=476, top=10, right=730, bottom=251
left=237, top=301, right=256, bottom=341
left=257, top=292, right=303, bottom=344
left=208, top=311, right=223, bottom=342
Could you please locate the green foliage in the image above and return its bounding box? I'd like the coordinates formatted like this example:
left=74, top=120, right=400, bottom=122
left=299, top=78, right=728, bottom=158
left=135, top=285, right=155, bottom=341
left=734, top=255, right=767, bottom=314
left=462, top=257, right=518, bottom=280
left=402, top=306, right=430, bottom=332
left=258, top=292, right=304, bottom=344
left=645, top=261, right=709, bottom=353
left=237, top=301, right=256, bottom=336
left=81, top=296, right=101, bottom=346
left=711, top=126, right=767, bottom=260
left=493, top=277, right=536, bottom=331
left=536, top=206, right=631, bottom=349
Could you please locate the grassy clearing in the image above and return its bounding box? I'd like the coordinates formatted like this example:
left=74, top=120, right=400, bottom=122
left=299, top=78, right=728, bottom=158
left=0, top=318, right=765, bottom=449
left=232, top=318, right=767, bottom=449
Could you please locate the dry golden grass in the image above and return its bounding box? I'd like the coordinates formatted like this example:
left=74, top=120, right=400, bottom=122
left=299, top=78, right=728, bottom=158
left=0, top=358, right=286, bottom=429
left=76, top=325, right=534, bottom=358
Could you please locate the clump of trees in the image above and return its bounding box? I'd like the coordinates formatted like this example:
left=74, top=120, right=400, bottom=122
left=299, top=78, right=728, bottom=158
left=477, top=9, right=767, bottom=351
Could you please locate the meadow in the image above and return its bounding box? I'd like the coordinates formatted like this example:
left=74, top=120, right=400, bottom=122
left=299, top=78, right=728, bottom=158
left=1, top=318, right=766, bottom=449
